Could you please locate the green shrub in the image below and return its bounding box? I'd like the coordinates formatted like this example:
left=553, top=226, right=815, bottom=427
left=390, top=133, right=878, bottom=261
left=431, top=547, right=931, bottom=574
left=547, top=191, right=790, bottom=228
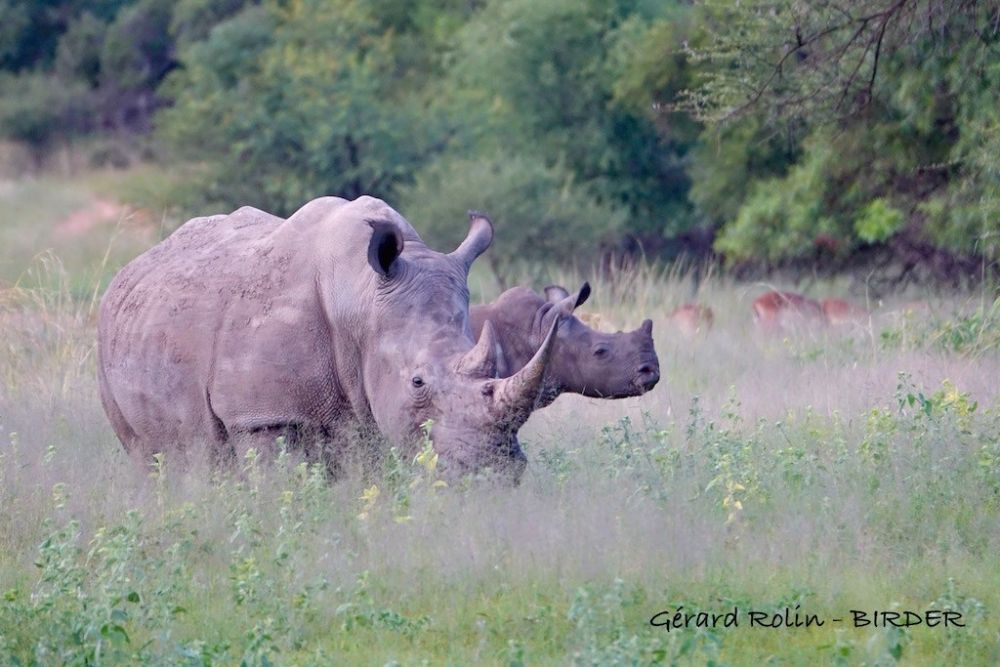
left=855, top=198, right=905, bottom=244
left=0, top=72, right=95, bottom=157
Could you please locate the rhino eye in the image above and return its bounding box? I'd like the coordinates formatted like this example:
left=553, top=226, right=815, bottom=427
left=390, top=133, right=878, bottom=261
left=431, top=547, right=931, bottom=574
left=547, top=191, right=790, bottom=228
left=411, top=376, right=425, bottom=388
left=593, top=346, right=610, bottom=358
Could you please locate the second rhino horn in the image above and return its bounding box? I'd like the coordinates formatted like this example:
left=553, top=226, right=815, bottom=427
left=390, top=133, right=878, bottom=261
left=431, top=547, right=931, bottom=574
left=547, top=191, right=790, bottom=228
left=492, top=316, right=561, bottom=424
left=458, top=319, right=499, bottom=377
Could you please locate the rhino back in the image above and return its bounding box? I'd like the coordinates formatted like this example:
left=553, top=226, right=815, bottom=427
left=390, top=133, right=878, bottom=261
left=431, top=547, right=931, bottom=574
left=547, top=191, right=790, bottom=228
left=99, top=194, right=459, bottom=462
left=99, top=205, right=334, bottom=456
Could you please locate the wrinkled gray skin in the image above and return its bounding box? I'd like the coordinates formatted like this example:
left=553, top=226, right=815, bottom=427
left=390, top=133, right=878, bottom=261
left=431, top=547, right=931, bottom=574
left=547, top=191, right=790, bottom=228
left=470, top=282, right=659, bottom=408
left=98, top=197, right=560, bottom=483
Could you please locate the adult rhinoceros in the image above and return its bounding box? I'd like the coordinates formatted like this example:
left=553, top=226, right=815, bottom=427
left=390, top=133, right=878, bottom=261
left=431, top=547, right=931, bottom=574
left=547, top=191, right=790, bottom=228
left=97, top=196, right=558, bottom=482
left=470, top=282, right=659, bottom=408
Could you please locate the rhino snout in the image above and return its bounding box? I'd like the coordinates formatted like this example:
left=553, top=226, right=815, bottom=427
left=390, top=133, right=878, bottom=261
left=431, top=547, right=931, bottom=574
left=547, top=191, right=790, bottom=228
left=635, top=360, right=660, bottom=392
left=507, top=440, right=528, bottom=486
left=434, top=434, right=528, bottom=486
left=485, top=438, right=528, bottom=486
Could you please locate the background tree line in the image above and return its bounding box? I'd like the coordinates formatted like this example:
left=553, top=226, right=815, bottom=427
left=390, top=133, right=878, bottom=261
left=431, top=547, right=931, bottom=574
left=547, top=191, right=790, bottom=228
left=1, top=0, right=997, bottom=287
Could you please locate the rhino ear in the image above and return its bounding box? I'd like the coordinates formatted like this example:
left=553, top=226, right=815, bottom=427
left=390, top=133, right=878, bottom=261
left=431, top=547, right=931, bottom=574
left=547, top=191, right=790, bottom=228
left=367, top=219, right=404, bottom=277
left=553, top=281, right=591, bottom=314
left=573, top=282, right=591, bottom=309
left=449, top=211, right=493, bottom=271
left=544, top=285, right=570, bottom=302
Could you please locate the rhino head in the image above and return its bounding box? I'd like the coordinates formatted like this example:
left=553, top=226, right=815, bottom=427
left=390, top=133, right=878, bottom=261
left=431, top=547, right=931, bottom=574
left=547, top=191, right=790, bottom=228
left=538, top=283, right=659, bottom=400
left=469, top=282, right=659, bottom=408
left=356, top=211, right=557, bottom=484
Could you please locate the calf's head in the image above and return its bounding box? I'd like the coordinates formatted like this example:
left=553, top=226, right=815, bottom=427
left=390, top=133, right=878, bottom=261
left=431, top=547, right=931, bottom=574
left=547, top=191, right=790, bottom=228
left=360, top=211, right=557, bottom=483
left=539, top=283, right=659, bottom=399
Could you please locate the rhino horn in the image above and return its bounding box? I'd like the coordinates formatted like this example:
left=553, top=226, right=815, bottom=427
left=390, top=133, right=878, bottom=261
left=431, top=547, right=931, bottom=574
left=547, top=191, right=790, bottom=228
left=493, top=315, right=560, bottom=423
left=449, top=211, right=493, bottom=271
left=458, top=319, right=498, bottom=377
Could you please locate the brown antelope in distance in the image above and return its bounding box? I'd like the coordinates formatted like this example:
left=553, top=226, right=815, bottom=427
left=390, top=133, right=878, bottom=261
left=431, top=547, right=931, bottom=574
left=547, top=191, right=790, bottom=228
left=820, top=298, right=868, bottom=326
left=751, top=290, right=825, bottom=332
left=668, top=303, right=715, bottom=337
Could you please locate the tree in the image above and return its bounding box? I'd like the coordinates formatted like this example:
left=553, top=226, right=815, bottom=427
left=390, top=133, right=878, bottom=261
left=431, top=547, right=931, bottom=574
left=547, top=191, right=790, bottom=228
left=0, top=0, right=177, bottom=162
left=54, top=12, right=107, bottom=88
left=441, top=0, right=699, bottom=245
left=100, top=0, right=176, bottom=132
left=0, top=71, right=94, bottom=164
left=0, top=0, right=134, bottom=71
left=159, top=0, right=463, bottom=214
left=676, top=0, right=1000, bottom=280
left=169, top=0, right=256, bottom=47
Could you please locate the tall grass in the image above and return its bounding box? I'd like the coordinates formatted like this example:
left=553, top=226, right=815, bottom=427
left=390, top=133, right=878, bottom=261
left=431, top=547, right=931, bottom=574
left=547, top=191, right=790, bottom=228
left=1, top=183, right=1000, bottom=664
left=0, top=170, right=157, bottom=293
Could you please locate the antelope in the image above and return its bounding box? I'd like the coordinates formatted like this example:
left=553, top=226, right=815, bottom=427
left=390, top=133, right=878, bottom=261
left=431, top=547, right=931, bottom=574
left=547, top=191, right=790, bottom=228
left=751, top=291, right=825, bottom=332
left=820, top=298, right=868, bottom=326
left=668, top=303, right=715, bottom=337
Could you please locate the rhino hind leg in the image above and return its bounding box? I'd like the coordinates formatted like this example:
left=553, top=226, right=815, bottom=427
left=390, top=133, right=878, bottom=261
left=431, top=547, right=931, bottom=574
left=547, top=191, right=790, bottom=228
left=98, top=377, right=142, bottom=456
left=97, top=358, right=148, bottom=463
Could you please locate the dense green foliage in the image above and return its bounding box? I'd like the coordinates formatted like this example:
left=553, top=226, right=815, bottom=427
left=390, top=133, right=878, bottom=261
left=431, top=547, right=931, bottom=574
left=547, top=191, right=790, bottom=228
left=0, top=0, right=180, bottom=153
left=0, top=0, right=997, bottom=281
left=680, top=0, right=1000, bottom=278
left=159, top=0, right=458, bottom=213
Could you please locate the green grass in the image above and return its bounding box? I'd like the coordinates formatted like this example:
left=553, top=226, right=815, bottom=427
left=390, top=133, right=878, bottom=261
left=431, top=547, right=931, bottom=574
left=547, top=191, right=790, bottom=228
left=0, top=177, right=92, bottom=284
left=0, top=167, right=179, bottom=295
left=2, top=173, right=1000, bottom=665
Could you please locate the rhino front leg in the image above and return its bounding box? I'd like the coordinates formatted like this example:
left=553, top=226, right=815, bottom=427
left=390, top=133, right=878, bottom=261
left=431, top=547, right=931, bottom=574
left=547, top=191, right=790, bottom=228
left=229, top=423, right=309, bottom=467
left=227, top=422, right=354, bottom=479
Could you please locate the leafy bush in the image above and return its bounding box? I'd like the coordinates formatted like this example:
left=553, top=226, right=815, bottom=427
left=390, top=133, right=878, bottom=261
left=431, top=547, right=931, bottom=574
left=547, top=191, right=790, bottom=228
left=0, top=72, right=95, bottom=156
left=99, top=0, right=174, bottom=99
left=158, top=0, right=454, bottom=215
left=713, top=136, right=841, bottom=262
left=855, top=198, right=905, bottom=244
left=53, top=12, right=107, bottom=88
left=680, top=0, right=1000, bottom=274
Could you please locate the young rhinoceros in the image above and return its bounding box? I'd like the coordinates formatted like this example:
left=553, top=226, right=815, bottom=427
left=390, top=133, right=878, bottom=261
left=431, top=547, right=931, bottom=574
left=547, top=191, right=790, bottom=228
left=98, top=199, right=560, bottom=484
left=470, top=282, right=659, bottom=408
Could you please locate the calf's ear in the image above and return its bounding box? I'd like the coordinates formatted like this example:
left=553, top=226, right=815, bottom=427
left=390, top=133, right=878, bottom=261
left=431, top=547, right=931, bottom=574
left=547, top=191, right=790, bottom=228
left=544, top=285, right=570, bottom=302
left=367, top=220, right=404, bottom=277
left=552, top=281, right=591, bottom=314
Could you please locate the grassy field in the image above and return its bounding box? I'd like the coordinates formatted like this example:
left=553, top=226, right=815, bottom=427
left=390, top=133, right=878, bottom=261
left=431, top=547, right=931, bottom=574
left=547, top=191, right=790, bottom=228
left=1, top=173, right=1000, bottom=665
